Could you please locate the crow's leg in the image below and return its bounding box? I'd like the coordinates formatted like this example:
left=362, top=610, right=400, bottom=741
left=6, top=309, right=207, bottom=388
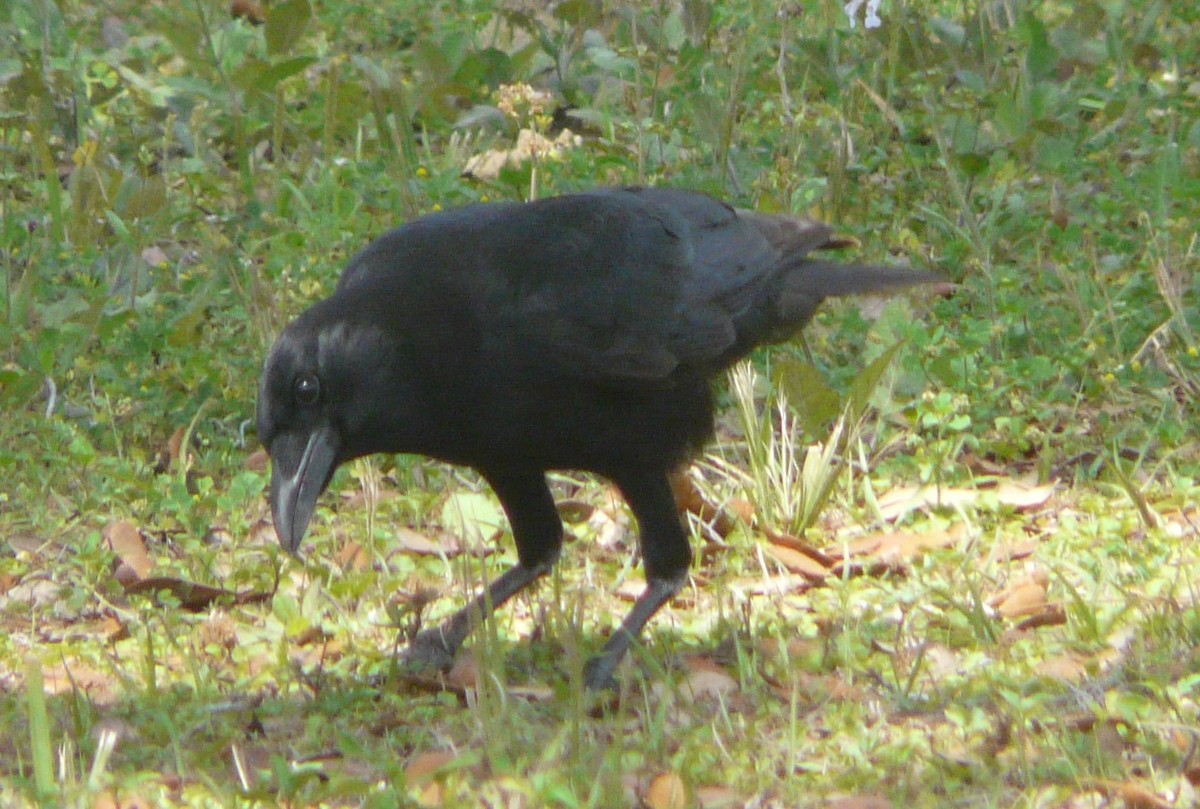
left=405, top=470, right=563, bottom=672
left=584, top=470, right=691, bottom=690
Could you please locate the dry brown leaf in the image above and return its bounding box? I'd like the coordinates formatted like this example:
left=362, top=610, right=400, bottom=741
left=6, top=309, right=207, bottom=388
left=681, top=656, right=738, bottom=699
left=993, top=480, right=1057, bottom=510
left=92, top=791, right=120, bottom=809
left=770, top=671, right=867, bottom=705
left=992, top=581, right=1047, bottom=618
left=827, top=794, right=893, bottom=809
left=729, top=498, right=755, bottom=523
left=1109, top=782, right=1172, bottom=809
left=337, top=541, right=369, bottom=571
left=8, top=532, right=59, bottom=556
left=244, top=447, right=269, bottom=472
left=841, top=524, right=966, bottom=563
left=876, top=485, right=978, bottom=520
left=1015, top=603, right=1066, bottom=630
left=167, top=426, right=187, bottom=469
left=671, top=471, right=743, bottom=537
left=446, top=651, right=480, bottom=691
left=758, top=636, right=822, bottom=660
left=393, top=528, right=451, bottom=556
left=508, top=683, right=555, bottom=702
left=644, top=771, right=688, bottom=809
left=726, top=574, right=814, bottom=597
left=696, top=785, right=742, bottom=808
left=766, top=528, right=838, bottom=566
left=246, top=517, right=275, bottom=546
left=104, top=520, right=154, bottom=580
left=877, top=480, right=1056, bottom=521
left=123, top=577, right=271, bottom=612
left=406, top=749, right=457, bottom=807
left=406, top=749, right=457, bottom=781
left=1037, top=653, right=1088, bottom=682
left=766, top=544, right=830, bottom=578
left=230, top=0, right=265, bottom=24
left=983, top=539, right=1040, bottom=564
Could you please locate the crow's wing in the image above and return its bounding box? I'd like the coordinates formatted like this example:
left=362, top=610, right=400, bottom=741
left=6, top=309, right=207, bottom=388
left=333, top=188, right=934, bottom=385
left=480, top=187, right=797, bottom=382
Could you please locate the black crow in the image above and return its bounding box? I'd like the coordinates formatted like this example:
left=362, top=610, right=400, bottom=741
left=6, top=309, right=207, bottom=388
left=257, top=186, right=939, bottom=689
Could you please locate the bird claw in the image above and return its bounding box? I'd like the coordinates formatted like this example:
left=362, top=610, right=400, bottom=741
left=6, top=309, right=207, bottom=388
left=402, top=629, right=460, bottom=673
left=582, top=655, right=620, bottom=692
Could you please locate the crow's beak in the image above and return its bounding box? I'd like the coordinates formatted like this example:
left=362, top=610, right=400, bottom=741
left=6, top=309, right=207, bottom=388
left=268, top=427, right=339, bottom=555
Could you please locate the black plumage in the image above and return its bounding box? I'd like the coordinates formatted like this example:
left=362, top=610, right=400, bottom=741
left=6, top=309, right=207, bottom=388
left=257, top=186, right=939, bottom=689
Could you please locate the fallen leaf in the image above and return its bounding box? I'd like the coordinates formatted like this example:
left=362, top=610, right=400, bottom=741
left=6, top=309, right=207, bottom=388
left=405, top=750, right=457, bottom=806
left=244, top=447, right=269, bottom=472
left=696, top=785, right=742, bottom=808
left=827, top=794, right=893, bottom=809
left=1014, top=603, right=1066, bottom=630
left=722, top=499, right=752, bottom=525
left=167, top=426, right=187, bottom=469
left=1104, top=782, right=1172, bottom=809
left=440, top=491, right=508, bottom=547
left=337, top=541, right=369, bottom=571
left=123, top=577, right=271, bottom=612
left=644, top=771, right=687, bottom=809
left=508, top=683, right=555, bottom=702
left=727, top=574, right=814, bottom=597
left=876, top=480, right=1056, bottom=521
left=405, top=749, right=457, bottom=781
left=446, top=651, right=480, bottom=691
left=92, top=790, right=120, bottom=809
left=1037, top=653, right=1088, bottom=682
left=983, top=539, right=1040, bottom=564
left=393, top=528, right=454, bottom=556
left=681, top=656, right=738, bottom=699
left=766, top=544, right=830, bottom=578
left=876, top=485, right=979, bottom=521
left=993, top=479, right=1057, bottom=510
left=8, top=532, right=59, bottom=556
left=104, top=520, right=153, bottom=580
left=140, top=245, right=169, bottom=267
left=993, top=581, right=1046, bottom=618
left=230, top=0, right=265, bottom=24
left=840, top=524, right=966, bottom=563
left=765, top=528, right=838, bottom=566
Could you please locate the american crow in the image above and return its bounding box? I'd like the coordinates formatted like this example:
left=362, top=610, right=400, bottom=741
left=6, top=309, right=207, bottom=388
left=257, top=186, right=939, bottom=689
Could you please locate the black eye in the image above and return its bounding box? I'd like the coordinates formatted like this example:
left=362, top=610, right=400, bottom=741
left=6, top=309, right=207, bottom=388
left=293, top=373, right=320, bottom=406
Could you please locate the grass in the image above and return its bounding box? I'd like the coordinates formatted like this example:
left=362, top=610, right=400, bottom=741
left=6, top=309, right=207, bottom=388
left=2, top=0, right=1199, bottom=805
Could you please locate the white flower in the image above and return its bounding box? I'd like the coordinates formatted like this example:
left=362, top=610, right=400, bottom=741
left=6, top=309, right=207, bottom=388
left=844, top=0, right=883, bottom=29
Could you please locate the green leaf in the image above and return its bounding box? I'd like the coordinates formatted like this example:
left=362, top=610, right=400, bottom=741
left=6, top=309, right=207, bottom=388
left=553, top=0, right=600, bottom=27
left=265, top=0, right=311, bottom=57
left=774, top=356, right=841, bottom=435
left=235, top=55, right=317, bottom=93
left=440, top=492, right=506, bottom=545
left=848, top=341, right=905, bottom=421
left=1018, top=12, right=1057, bottom=81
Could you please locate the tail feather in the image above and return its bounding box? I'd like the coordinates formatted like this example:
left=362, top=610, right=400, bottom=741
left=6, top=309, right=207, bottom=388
left=770, top=260, right=943, bottom=340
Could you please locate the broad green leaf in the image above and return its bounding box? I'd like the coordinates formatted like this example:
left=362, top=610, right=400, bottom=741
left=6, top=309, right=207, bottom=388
left=440, top=492, right=506, bottom=545
left=774, top=356, right=841, bottom=435
left=265, top=0, right=311, bottom=57
left=848, top=341, right=905, bottom=421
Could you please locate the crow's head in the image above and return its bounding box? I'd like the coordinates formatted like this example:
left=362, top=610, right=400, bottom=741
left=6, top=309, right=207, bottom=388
left=257, top=302, right=409, bottom=554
